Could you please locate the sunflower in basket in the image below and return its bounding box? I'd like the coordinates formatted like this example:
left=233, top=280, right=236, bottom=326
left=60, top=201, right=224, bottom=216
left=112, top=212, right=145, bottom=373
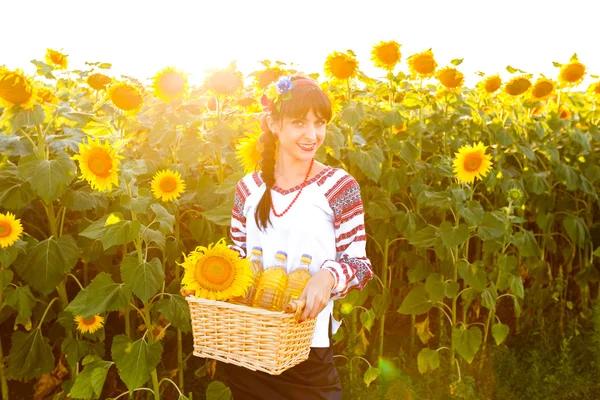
left=180, top=238, right=253, bottom=301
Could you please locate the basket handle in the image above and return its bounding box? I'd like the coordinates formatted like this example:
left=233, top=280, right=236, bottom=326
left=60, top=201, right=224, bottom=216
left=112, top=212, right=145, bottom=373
left=283, top=298, right=305, bottom=320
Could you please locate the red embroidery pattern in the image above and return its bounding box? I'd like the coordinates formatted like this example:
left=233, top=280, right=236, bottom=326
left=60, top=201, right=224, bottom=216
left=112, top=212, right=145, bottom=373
left=326, top=175, right=363, bottom=230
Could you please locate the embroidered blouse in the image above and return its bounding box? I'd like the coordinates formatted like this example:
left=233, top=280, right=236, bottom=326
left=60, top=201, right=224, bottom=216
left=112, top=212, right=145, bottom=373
left=229, top=166, right=373, bottom=347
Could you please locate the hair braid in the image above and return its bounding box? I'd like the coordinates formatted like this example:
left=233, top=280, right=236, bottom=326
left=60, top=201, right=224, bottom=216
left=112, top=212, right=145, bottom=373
left=255, top=115, right=277, bottom=231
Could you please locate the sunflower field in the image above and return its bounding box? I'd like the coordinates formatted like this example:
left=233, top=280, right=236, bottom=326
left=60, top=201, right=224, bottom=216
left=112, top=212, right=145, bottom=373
left=0, top=42, right=599, bottom=400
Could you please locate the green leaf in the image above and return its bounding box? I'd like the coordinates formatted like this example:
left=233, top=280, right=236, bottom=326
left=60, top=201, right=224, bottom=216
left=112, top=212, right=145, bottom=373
left=364, top=188, right=396, bottom=219
left=594, top=247, right=600, bottom=257
left=0, top=239, right=27, bottom=267
left=5, top=330, right=54, bottom=381
left=62, top=185, right=107, bottom=211
left=120, top=256, right=164, bottom=303
left=81, top=117, right=116, bottom=137
left=348, top=145, right=384, bottom=182
left=452, top=325, right=482, bottom=364
left=101, top=220, right=141, bottom=250
left=13, top=236, right=79, bottom=295
left=0, top=178, right=36, bottom=210
left=525, top=172, right=549, bottom=195
left=398, top=285, right=432, bottom=315
left=451, top=58, right=464, bottom=66
left=206, top=381, right=233, bottom=400
left=120, top=187, right=152, bottom=214
left=112, top=335, right=163, bottom=392
left=480, top=283, right=497, bottom=310
left=0, top=104, right=45, bottom=134
left=322, top=124, right=345, bottom=159
left=143, top=228, right=166, bottom=250
left=457, top=260, right=487, bottom=292
left=150, top=203, right=175, bottom=234
left=203, top=202, right=234, bottom=226
left=417, top=348, right=440, bottom=374
left=508, top=275, right=524, bottom=299
left=0, top=269, right=14, bottom=291
left=341, top=102, right=365, bottom=127
left=408, top=225, right=439, bottom=248
left=61, top=337, right=94, bottom=370
left=18, top=152, right=76, bottom=203
left=445, top=281, right=460, bottom=299
left=379, top=166, right=406, bottom=195
left=459, top=201, right=484, bottom=226
left=477, top=211, right=507, bottom=240
left=511, top=230, right=540, bottom=257
left=363, top=366, right=380, bottom=387
left=492, top=323, right=510, bottom=345
left=70, top=355, right=113, bottom=399
left=4, top=285, right=36, bottom=319
left=120, top=160, right=148, bottom=184
left=359, top=309, right=376, bottom=332
left=156, top=295, right=191, bottom=333
left=424, top=273, right=445, bottom=303
left=31, top=60, right=56, bottom=79
left=563, top=215, right=588, bottom=248
left=66, top=272, right=132, bottom=318
left=439, top=221, right=470, bottom=248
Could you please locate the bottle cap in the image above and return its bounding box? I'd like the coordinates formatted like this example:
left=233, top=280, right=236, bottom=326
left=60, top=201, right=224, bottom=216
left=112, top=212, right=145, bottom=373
left=251, top=246, right=263, bottom=255
left=300, top=254, right=312, bottom=264
left=275, top=250, right=287, bottom=260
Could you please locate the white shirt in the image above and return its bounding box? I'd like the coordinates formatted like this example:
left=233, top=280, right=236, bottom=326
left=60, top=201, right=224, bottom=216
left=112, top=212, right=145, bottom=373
left=230, top=166, right=373, bottom=347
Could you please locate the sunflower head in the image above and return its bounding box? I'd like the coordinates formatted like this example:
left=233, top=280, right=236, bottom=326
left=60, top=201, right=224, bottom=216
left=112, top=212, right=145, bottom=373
left=151, top=169, right=186, bottom=202
left=531, top=78, right=556, bottom=101
left=436, top=66, right=464, bottom=91
left=0, top=68, right=35, bottom=108
left=204, top=64, right=243, bottom=95
left=72, top=137, right=122, bottom=192
left=36, top=87, right=57, bottom=104
left=74, top=315, right=104, bottom=334
left=45, top=49, right=68, bottom=69
left=324, top=51, right=359, bottom=81
left=371, top=41, right=401, bottom=71
left=180, top=238, right=254, bottom=301
left=108, top=81, right=144, bottom=114
left=481, top=75, right=502, bottom=94
left=152, top=67, right=188, bottom=102
left=408, top=49, right=437, bottom=78
left=504, top=76, right=532, bottom=96
left=0, top=212, right=24, bottom=248
left=452, top=142, right=493, bottom=184
left=87, top=73, right=112, bottom=91
left=558, top=105, right=572, bottom=120
left=253, top=67, right=286, bottom=89
left=236, top=131, right=263, bottom=174
left=559, top=56, right=586, bottom=86
left=506, top=188, right=524, bottom=204
left=588, top=81, right=600, bottom=97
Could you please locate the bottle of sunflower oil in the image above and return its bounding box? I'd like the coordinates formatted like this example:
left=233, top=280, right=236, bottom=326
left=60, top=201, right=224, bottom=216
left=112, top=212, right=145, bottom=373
left=253, top=250, right=288, bottom=311
left=240, top=246, right=264, bottom=306
left=282, top=254, right=313, bottom=306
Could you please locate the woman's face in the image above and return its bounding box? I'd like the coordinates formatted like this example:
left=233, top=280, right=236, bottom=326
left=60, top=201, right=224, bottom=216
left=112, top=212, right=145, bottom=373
left=269, top=109, right=327, bottom=162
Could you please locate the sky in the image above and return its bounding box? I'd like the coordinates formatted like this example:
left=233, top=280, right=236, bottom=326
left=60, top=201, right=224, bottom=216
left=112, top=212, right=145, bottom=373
left=3, top=0, right=599, bottom=88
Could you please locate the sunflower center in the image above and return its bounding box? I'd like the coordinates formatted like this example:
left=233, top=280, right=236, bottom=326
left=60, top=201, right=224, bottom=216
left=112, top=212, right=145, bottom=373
left=533, top=82, right=553, bottom=98
left=160, top=72, right=185, bottom=96
left=0, top=74, right=33, bottom=105
left=463, top=154, right=483, bottom=172
left=195, top=256, right=235, bottom=289
left=111, top=86, right=143, bottom=111
left=159, top=177, right=177, bottom=193
left=82, top=317, right=96, bottom=325
left=87, top=150, right=112, bottom=177
left=485, top=78, right=501, bottom=93
left=0, top=221, right=11, bottom=238
left=414, top=56, right=435, bottom=74
left=563, top=64, right=584, bottom=82
left=377, top=46, right=399, bottom=65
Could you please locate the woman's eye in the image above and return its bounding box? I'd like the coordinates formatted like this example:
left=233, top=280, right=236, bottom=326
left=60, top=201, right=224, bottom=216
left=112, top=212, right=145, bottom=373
left=293, top=121, right=304, bottom=127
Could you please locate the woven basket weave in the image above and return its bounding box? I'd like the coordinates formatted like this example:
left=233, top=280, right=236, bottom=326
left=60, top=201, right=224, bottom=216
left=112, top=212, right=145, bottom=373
left=186, top=296, right=316, bottom=375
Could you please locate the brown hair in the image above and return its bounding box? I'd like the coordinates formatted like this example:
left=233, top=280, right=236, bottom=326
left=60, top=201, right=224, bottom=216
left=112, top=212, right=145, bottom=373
left=254, top=76, right=333, bottom=231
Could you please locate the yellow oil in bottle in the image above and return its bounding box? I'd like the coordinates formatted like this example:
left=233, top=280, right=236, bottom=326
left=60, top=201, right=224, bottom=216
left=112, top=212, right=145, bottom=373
left=282, top=254, right=313, bottom=306
left=253, top=250, right=288, bottom=311
left=241, top=247, right=264, bottom=306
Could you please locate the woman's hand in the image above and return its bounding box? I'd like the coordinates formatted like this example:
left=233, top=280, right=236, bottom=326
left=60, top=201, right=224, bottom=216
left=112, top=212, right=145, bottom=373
left=180, top=288, right=194, bottom=296
left=298, top=269, right=335, bottom=321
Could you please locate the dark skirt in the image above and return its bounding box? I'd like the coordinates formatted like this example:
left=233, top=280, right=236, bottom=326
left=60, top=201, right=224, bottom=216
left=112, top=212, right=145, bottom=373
left=223, top=321, right=342, bottom=400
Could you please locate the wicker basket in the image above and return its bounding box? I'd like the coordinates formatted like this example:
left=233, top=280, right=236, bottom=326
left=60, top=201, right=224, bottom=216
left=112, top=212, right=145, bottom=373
left=186, top=296, right=316, bottom=375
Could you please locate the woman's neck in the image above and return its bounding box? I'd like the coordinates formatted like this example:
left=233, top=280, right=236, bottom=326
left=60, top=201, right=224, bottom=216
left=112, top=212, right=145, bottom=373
left=273, top=154, right=314, bottom=181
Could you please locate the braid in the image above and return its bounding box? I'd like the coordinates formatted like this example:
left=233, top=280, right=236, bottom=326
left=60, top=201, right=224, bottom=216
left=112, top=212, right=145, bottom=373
left=255, top=115, right=277, bottom=231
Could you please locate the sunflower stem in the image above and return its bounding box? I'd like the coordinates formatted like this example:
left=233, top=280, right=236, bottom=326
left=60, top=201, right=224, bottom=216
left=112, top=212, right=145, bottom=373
left=44, top=203, right=58, bottom=238
left=174, top=208, right=185, bottom=391
left=0, top=291, right=8, bottom=400
left=36, top=297, right=60, bottom=331
left=35, top=125, right=46, bottom=160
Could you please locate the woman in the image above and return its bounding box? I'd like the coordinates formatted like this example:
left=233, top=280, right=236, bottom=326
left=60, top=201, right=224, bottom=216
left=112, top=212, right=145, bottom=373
left=224, top=75, right=373, bottom=400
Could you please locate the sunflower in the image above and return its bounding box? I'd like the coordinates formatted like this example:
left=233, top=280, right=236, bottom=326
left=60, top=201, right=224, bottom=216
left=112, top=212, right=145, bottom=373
left=407, top=49, right=437, bottom=78
left=74, top=315, right=104, bottom=334
left=453, top=142, right=493, bottom=184
left=0, top=212, right=24, bottom=248
left=87, top=73, right=112, bottom=91
left=482, top=75, right=502, bottom=94
left=371, top=41, right=401, bottom=71
left=45, top=49, right=68, bottom=69
left=254, top=67, right=285, bottom=89
left=436, top=66, right=464, bottom=91
left=180, top=238, right=254, bottom=301
left=36, top=87, right=57, bottom=104
left=588, top=81, right=600, bottom=97
left=0, top=67, right=35, bottom=108
left=504, top=76, right=532, bottom=96
left=152, top=67, right=188, bottom=102
left=236, top=131, right=262, bottom=174
left=324, top=51, right=359, bottom=80
left=204, top=65, right=243, bottom=95
left=559, top=106, right=572, bottom=120
left=72, top=137, right=122, bottom=192
left=531, top=78, right=556, bottom=100
left=108, top=82, right=143, bottom=114
left=151, top=169, right=186, bottom=202
left=559, top=58, right=586, bottom=86
left=104, top=213, right=121, bottom=226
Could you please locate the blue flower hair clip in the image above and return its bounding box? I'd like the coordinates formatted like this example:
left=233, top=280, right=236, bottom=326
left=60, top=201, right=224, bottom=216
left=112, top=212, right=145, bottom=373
left=261, top=76, right=295, bottom=113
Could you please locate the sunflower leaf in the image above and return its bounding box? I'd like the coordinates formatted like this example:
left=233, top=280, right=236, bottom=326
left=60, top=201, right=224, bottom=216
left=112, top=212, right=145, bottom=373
left=348, top=145, right=384, bottom=182
left=120, top=256, right=164, bottom=303
left=61, top=337, right=94, bottom=370
left=417, top=348, right=440, bottom=374
left=100, top=220, right=141, bottom=250
left=4, top=285, right=36, bottom=319
left=0, top=105, right=46, bottom=134
left=0, top=240, right=27, bottom=268
left=398, top=284, right=432, bottom=315
left=150, top=203, right=175, bottom=234
left=5, top=330, right=54, bottom=381
left=0, top=177, right=36, bottom=210
left=156, top=295, right=191, bottom=333
left=18, top=152, right=76, bottom=204
left=452, top=325, right=482, bottom=364
left=111, top=334, right=163, bottom=392
left=66, top=272, right=131, bottom=318
left=70, top=355, right=113, bottom=399
left=206, top=381, right=233, bottom=400
left=62, top=185, right=108, bottom=211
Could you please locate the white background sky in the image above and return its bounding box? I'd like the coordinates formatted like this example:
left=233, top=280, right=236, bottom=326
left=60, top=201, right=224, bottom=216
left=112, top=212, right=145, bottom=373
left=3, top=0, right=599, bottom=88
